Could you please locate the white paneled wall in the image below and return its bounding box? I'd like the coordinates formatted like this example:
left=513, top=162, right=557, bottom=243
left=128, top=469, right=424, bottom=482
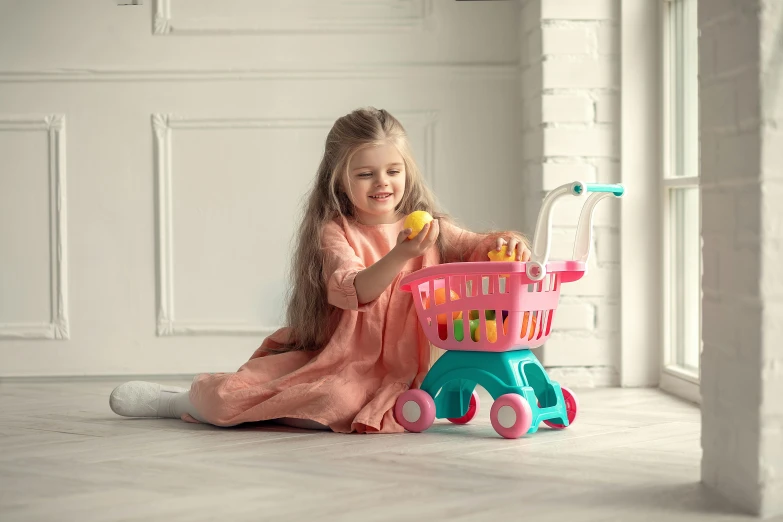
left=0, top=0, right=522, bottom=376
left=0, top=114, right=68, bottom=341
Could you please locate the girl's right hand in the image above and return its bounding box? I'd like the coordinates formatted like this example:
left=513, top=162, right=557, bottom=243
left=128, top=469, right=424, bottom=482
left=395, top=220, right=440, bottom=260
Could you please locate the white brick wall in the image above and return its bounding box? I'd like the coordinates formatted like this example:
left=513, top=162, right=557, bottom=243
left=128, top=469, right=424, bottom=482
left=700, top=0, right=783, bottom=516
left=542, top=94, right=593, bottom=123
left=542, top=127, right=616, bottom=157
left=542, top=60, right=615, bottom=88
left=541, top=162, right=596, bottom=190
left=541, top=26, right=593, bottom=55
left=521, top=0, right=620, bottom=383
left=552, top=301, right=595, bottom=330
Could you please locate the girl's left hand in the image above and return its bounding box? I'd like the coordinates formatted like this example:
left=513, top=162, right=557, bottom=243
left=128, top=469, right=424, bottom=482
left=495, top=237, right=531, bottom=262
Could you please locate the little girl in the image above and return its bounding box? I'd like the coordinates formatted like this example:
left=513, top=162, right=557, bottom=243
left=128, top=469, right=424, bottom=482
left=110, top=107, right=530, bottom=433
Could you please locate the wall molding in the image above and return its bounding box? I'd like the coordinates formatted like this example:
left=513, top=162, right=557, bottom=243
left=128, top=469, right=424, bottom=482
left=152, top=112, right=437, bottom=336
left=0, top=65, right=519, bottom=83
left=0, top=114, right=69, bottom=340
left=153, top=0, right=433, bottom=35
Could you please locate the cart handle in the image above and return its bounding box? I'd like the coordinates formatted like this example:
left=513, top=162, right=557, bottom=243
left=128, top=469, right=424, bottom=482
left=575, top=183, right=625, bottom=197
left=526, top=181, right=624, bottom=281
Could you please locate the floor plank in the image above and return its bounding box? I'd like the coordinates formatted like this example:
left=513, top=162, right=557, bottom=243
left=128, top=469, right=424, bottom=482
left=0, top=380, right=774, bottom=521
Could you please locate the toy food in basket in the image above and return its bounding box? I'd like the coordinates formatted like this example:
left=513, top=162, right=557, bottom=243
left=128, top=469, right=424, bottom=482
left=394, top=181, right=624, bottom=439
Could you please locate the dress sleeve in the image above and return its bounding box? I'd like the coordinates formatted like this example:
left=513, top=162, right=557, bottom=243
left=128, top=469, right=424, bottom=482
left=439, top=218, right=528, bottom=263
left=321, top=221, right=367, bottom=311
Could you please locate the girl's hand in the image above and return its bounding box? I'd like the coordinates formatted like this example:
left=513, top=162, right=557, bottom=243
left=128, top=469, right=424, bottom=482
left=495, top=236, right=531, bottom=261
left=395, top=220, right=440, bottom=260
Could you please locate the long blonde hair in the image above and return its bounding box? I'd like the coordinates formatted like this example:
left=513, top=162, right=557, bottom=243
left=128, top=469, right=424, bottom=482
left=278, top=107, right=449, bottom=353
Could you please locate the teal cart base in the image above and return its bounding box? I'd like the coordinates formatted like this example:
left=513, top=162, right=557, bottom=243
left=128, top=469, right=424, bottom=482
left=420, top=349, right=572, bottom=434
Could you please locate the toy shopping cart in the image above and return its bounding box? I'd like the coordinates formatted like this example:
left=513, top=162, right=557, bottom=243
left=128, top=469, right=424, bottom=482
left=394, top=181, right=624, bottom=439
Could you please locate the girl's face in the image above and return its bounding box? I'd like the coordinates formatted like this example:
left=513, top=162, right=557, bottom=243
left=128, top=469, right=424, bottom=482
left=344, top=142, right=406, bottom=225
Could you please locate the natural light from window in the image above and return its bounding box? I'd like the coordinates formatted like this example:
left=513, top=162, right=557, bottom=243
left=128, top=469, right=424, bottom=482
left=663, top=0, right=701, bottom=388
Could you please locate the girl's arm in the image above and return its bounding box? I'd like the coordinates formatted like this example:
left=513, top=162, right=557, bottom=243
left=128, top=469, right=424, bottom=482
left=354, top=220, right=440, bottom=305
left=440, top=219, right=530, bottom=263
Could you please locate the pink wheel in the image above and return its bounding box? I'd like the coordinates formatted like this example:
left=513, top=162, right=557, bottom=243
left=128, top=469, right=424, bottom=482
left=394, top=389, right=436, bottom=433
left=447, top=390, right=480, bottom=425
left=490, top=394, right=533, bottom=439
left=544, top=386, right=578, bottom=429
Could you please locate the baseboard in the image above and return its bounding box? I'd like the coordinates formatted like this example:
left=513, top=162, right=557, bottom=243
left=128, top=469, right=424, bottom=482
left=659, top=369, right=701, bottom=405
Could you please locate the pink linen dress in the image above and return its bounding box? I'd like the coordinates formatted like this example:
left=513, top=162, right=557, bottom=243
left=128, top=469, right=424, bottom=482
left=188, top=215, right=499, bottom=433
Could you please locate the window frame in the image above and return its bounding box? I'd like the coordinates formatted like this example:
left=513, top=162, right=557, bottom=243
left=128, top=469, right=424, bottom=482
left=660, top=0, right=701, bottom=404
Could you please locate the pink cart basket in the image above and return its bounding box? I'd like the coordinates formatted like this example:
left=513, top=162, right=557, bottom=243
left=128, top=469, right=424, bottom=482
left=394, top=181, right=624, bottom=438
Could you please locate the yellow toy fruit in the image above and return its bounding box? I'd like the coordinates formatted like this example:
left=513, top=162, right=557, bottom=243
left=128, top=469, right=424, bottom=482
left=487, top=245, right=515, bottom=262
left=423, top=287, right=463, bottom=325
left=404, top=210, right=433, bottom=240
left=471, top=319, right=498, bottom=343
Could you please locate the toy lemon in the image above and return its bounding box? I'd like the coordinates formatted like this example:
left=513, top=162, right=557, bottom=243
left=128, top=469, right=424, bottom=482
left=404, top=210, right=433, bottom=239
left=487, top=244, right=515, bottom=262
left=488, top=245, right=516, bottom=279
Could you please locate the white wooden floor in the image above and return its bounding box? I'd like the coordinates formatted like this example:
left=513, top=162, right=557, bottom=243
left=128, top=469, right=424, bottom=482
left=0, top=380, right=767, bottom=522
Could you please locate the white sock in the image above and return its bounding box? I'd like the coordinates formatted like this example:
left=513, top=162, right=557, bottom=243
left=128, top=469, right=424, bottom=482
left=150, top=389, right=207, bottom=423
left=109, top=381, right=207, bottom=423
left=110, top=381, right=326, bottom=429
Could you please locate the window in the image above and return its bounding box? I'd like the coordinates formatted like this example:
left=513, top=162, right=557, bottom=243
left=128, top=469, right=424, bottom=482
left=661, top=0, right=701, bottom=402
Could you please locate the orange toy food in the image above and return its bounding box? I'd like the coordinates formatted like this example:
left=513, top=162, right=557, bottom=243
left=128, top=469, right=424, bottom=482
left=503, top=312, right=538, bottom=340
left=423, top=287, right=463, bottom=325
